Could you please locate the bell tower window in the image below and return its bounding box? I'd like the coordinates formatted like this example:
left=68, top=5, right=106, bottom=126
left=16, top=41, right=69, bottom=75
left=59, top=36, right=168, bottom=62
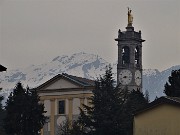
left=135, top=47, right=139, bottom=65
left=122, top=46, right=130, bottom=64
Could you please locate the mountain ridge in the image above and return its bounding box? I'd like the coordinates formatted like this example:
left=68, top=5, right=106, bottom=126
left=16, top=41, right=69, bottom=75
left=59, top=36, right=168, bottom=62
left=0, top=52, right=179, bottom=101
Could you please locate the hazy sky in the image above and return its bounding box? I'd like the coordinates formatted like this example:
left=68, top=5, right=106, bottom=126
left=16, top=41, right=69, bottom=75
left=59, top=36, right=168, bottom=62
left=0, top=0, right=179, bottom=71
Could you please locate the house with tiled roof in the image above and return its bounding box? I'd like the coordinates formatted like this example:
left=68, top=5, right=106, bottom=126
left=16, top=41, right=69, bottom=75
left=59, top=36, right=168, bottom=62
left=35, top=73, right=95, bottom=135
left=133, top=96, right=180, bottom=135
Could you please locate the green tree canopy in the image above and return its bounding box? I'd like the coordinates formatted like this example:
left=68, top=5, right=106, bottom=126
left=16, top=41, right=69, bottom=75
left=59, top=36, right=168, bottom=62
left=4, top=82, right=47, bottom=135
left=74, top=66, right=148, bottom=135
left=164, top=69, right=180, bottom=97
left=0, top=96, right=6, bottom=135
left=57, top=119, right=83, bottom=135
left=77, top=66, right=129, bottom=135
left=0, top=96, right=3, bottom=112
left=120, top=90, right=148, bottom=135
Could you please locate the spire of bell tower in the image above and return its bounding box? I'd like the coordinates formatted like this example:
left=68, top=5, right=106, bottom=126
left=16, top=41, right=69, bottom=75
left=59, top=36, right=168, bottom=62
left=126, top=7, right=134, bottom=31
left=127, top=7, right=133, bottom=27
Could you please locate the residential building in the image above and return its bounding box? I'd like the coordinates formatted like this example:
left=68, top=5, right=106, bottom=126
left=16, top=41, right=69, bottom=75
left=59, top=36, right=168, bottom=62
left=134, top=96, right=180, bottom=135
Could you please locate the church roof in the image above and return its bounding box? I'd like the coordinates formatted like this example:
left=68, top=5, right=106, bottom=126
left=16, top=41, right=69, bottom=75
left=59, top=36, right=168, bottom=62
left=134, top=96, right=180, bottom=116
left=35, top=73, right=95, bottom=90
left=62, top=73, right=95, bottom=86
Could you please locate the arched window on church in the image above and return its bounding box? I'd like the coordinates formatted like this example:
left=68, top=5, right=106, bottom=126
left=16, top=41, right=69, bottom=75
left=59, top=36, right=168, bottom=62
left=135, top=47, right=139, bottom=65
left=122, top=46, right=130, bottom=65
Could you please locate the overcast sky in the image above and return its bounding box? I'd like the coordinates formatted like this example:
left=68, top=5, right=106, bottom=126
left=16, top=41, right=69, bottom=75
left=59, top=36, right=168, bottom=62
left=0, top=0, right=179, bottom=71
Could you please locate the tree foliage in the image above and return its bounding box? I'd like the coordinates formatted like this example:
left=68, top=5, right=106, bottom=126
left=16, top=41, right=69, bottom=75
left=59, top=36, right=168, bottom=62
left=74, top=66, right=148, bottom=135
left=164, top=69, right=180, bottom=97
left=3, top=82, right=47, bottom=135
left=120, top=90, right=148, bottom=135
left=0, top=96, right=6, bottom=135
left=0, top=96, right=3, bottom=112
left=144, top=90, right=150, bottom=103
left=77, top=66, right=129, bottom=135
left=57, top=120, right=84, bottom=135
left=57, top=120, right=71, bottom=135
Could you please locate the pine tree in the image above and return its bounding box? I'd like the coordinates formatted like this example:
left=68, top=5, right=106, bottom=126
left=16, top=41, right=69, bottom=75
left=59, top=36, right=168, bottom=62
left=4, top=82, right=47, bottom=135
left=120, top=90, right=148, bottom=135
left=0, top=96, right=6, bottom=135
left=154, top=96, right=158, bottom=101
left=57, top=120, right=83, bottom=135
left=78, top=65, right=128, bottom=135
left=57, top=120, right=71, bottom=135
left=70, top=66, right=148, bottom=135
left=164, top=69, right=180, bottom=97
left=0, top=96, right=3, bottom=112
left=144, top=90, right=150, bottom=103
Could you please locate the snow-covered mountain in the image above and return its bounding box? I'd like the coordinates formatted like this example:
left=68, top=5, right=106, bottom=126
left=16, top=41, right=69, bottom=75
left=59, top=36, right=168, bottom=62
left=143, top=65, right=180, bottom=100
left=0, top=52, right=179, bottom=102
left=0, top=52, right=112, bottom=101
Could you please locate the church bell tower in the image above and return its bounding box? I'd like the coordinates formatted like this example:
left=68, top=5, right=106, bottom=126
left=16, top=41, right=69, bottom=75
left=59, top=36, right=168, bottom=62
left=115, top=8, right=145, bottom=92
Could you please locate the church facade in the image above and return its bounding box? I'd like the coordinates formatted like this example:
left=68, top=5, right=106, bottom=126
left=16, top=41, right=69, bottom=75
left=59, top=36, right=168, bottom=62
left=36, top=73, right=94, bottom=135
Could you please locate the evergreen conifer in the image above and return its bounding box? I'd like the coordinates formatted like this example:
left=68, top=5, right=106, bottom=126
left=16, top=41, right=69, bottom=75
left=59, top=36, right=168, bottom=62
left=78, top=66, right=128, bottom=135
left=120, top=90, right=148, bottom=135
left=4, top=82, right=47, bottom=135
left=69, top=66, right=148, bottom=135
left=164, top=69, right=180, bottom=97
left=0, top=96, right=6, bottom=135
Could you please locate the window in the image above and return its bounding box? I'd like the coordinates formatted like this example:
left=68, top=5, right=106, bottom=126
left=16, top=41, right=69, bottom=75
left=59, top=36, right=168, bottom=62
left=58, top=100, right=65, bottom=114
left=122, top=46, right=130, bottom=64
left=135, top=47, right=139, bottom=65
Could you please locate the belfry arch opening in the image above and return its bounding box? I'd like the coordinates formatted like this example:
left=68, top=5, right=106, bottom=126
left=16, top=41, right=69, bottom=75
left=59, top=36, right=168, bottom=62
left=135, top=47, right=139, bottom=65
left=122, top=46, right=130, bottom=64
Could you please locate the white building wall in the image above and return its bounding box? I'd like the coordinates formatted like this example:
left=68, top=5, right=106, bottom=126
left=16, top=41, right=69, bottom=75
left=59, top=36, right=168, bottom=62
left=84, top=98, right=88, bottom=106
left=45, top=79, right=79, bottom=89
left=54, top=99, right=57, bottom=115
left=56, top=116, right=66, bottom=126
left=65, top=99, right=69, bottom=115
left=44, top=100, right=51, bottom=116
left=73, top=98, right=80, bottom=115
left=39, top=90, right=92, bottom=96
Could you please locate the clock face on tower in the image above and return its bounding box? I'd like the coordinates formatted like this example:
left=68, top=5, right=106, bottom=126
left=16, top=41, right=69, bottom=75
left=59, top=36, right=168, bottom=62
left=119, top=70, right=132, bottom=85
left=135, top=70, right=142, bottom=86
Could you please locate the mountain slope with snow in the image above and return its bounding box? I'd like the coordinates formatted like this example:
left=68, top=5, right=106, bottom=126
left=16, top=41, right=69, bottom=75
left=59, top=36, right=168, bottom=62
left=143, top=65, right=180, bottom=100
left=0, top=52, right=179, bottom=101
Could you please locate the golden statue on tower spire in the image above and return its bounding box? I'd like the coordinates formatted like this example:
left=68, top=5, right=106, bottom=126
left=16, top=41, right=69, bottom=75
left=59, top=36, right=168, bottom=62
left=127, top=7, right=133, bottom=26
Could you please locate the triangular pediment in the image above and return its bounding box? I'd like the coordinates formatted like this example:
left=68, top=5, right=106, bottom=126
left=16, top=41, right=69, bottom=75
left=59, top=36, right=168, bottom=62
left=36, top=73, right=94, bottom=92
left=43, top=78, right=80, bottom=90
